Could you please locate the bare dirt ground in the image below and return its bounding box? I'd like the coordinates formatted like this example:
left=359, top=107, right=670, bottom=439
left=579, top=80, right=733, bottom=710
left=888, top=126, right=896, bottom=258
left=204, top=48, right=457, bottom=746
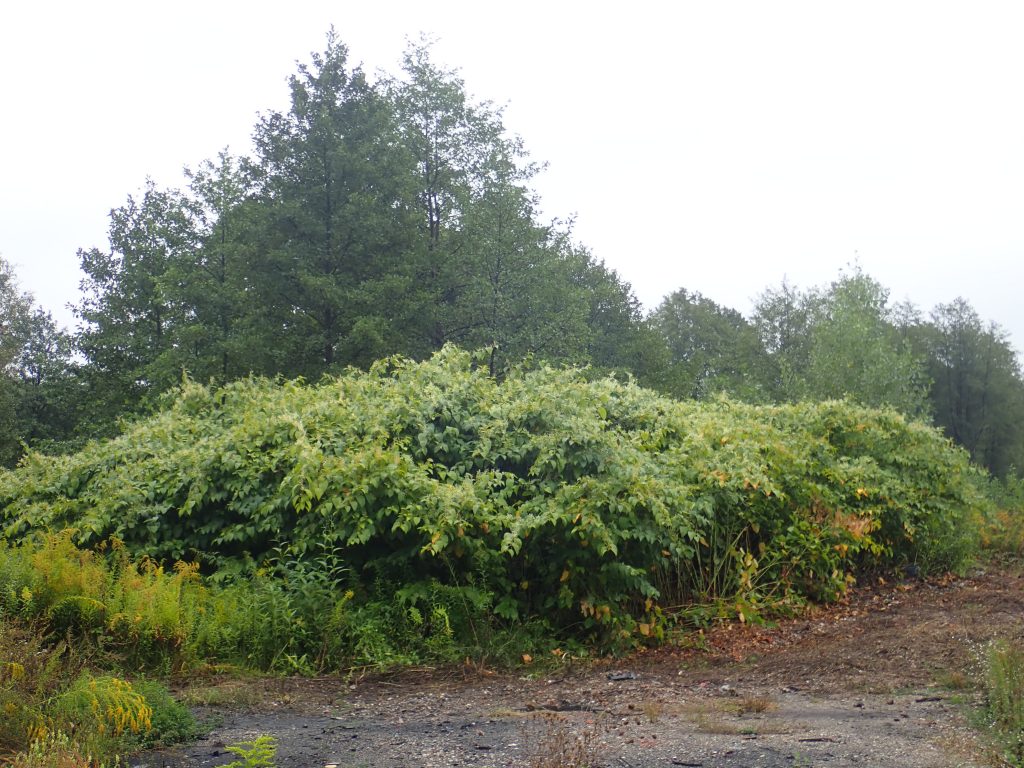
left=136, top=565, right=1024, bottom=767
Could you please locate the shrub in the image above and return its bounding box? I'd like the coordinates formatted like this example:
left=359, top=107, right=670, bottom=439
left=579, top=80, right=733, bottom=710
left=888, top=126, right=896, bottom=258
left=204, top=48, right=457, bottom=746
left=128, top=679, right=199, bottom=748
left=3, top=605, right=196, bottom=762
left=188, top=550, right=352, bottom=672
left=977, top=473, right=1024, bottom=557
left=0, top=347, right=988, bottom=649
left=49, top=674, right=152, bottom=744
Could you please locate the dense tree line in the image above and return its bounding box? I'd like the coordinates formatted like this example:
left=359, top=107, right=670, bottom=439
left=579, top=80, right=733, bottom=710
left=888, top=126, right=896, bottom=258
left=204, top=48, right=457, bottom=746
left=0, top=33, right=1021, bottom=478
left=70, top=35, right=649, bottom=422
left=0, top=261, right=79, bottom=464
left=648, top=269, right=1024, bottom=476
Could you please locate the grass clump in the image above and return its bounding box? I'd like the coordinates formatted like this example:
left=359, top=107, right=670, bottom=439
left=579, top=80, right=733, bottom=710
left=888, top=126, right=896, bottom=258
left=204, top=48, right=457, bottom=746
left=986, top=639, right=1024, bottom=765
left=8, top=731, right=105, bottom=768
left=526, top=716, right=600, bottom=768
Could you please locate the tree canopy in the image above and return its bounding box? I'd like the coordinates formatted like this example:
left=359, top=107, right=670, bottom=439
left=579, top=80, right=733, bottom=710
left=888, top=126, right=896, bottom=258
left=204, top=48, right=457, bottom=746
left=0, top=258, right=78, bottom=465
left=0, top=33, right=1020, bottom=480
left=68, top=35, right=644, bottom=402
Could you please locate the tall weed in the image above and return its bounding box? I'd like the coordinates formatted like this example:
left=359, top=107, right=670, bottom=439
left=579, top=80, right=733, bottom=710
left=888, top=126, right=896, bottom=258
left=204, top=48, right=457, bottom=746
left=987, top=639, right=1024, bottom=765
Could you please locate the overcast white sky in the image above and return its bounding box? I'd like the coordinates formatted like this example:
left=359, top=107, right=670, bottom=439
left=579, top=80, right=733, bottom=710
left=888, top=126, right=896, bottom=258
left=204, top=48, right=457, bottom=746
left=1, top=1, right=1022, bottom=353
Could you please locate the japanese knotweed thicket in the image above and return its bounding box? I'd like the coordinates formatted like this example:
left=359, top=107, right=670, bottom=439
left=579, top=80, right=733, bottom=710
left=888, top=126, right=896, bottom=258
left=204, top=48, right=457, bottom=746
left=0, top=347, right=985, bottom=643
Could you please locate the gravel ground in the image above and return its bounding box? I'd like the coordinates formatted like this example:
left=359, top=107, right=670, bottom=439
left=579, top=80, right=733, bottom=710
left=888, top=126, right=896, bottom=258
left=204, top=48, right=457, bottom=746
left=137, top=567, right=1024, bottom=767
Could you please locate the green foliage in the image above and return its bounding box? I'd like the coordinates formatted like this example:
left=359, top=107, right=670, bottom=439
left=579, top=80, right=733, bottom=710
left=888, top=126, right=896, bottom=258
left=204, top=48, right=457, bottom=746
left=0, top=532, right=201, bottom=672
left=0, top=258, right=80, bottom=468
left=8, top=731, right=98, bottom=768
left=753, top=268, right=931, bottom=417
left=127, top=679, right=199, bottom=748
left=0, top=258, right=36, bottom=376
left=912, top=298, right=1024, bottom=477
left=0, top=347, right=985, bottom=650
left=0, top=623, right=154, bottom=766
left=75, top=180, right=200, bottom=422
left=244, top=31, right=420, bottom=374
left=223, top=735, right=277, bottom=768
left=1, top=623, right=72, bottom=756
left=173, top=151, right=261, bottom=383
left=986, top=639, right=1024, bottom=765
left=648, top=288, right=771, bottom=401
left=978, top=473, right=1024, bottom=555
left=1, top=618, right=195, bottom=762
left=49, top=674, right=152, bottom=745
left=66, top=34, right=651, bottom=434
left=805, top=270, right=930, bottom=416
left=188, top=547, right=352, bottom=672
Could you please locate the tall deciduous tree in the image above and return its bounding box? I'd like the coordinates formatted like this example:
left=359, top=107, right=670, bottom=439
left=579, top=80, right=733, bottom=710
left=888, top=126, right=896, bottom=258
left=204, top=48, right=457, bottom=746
left=649, top=288, right=770, bottom=400
left=388, top=36, right=508, bottom=353
left=13, top=308, right=80, bottom=453
left=453, top=148, right=591, bottom=372
left=804, top=270, right=930, bottom=416
left=0, top=258, right=78, bottom=464
left=751, top=279, right=811, bottom=399
left=915, top=298, right=1024, bottom=476
left=753, top=269, right=930, bottom=416
left=0, top=258, right=32, bottom=372
left=0, top=258, right=35, bottom=464
left=171, top=150, right=260, bottom=381
left=566, top=248, right=667, bottom=378
left=75, top=179, right=199, bottom=416
left=388, top=39, right=642, bottom=374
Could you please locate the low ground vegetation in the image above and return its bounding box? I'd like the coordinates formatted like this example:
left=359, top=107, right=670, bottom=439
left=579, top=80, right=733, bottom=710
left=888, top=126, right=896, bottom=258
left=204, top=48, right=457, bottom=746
left=0, top=616, right=196, bottom=765
left=986, top=638, right=1024, bottom=766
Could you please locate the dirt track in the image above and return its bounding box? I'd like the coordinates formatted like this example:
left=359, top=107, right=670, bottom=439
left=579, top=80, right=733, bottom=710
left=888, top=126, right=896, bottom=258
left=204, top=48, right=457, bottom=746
left=136, top=567, right=1024, bottom=767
